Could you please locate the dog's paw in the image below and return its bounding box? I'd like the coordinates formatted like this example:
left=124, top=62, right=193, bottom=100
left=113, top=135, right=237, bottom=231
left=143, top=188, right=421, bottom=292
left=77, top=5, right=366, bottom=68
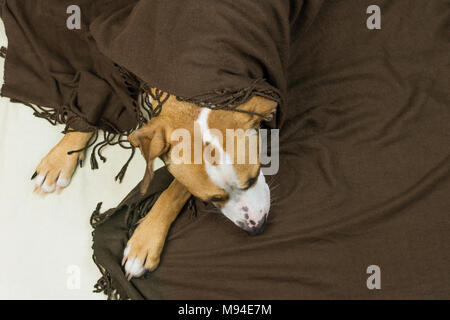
left=122, top=224, right=163, bottom=280
left=33, top=132, right=93, bottom=194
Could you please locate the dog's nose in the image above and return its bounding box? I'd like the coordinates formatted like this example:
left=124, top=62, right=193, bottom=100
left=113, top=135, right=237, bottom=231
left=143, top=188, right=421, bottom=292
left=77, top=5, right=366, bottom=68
left=246, top=215, right=267, bottom=236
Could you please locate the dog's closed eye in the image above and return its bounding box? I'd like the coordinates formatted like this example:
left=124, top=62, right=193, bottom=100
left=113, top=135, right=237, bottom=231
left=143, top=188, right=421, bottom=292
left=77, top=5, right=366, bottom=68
left=242, top=177, right=258, bottom=190
left=241, top=168, right=260, bottom=190
left=210, top=195, right=229, bottom=203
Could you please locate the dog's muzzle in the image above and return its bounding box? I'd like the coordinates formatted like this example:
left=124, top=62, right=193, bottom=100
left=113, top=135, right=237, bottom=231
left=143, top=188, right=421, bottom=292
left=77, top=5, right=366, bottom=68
left=221, top=171, right=271, bottom=235
left=239, top=214, right=268, bottom=236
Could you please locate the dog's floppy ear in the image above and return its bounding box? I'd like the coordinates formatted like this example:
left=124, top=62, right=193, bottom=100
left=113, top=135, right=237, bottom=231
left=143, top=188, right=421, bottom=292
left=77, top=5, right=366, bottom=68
left=128, top=118, right=170, bottom=195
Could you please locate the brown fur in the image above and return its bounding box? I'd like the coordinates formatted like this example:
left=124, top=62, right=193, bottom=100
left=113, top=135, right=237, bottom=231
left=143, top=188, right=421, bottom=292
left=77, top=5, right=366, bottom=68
left=35, top=91, right=276, bottom=273
left=124, top=92, right=276, bottom=271
left=34, top=131, right=93, bottom=193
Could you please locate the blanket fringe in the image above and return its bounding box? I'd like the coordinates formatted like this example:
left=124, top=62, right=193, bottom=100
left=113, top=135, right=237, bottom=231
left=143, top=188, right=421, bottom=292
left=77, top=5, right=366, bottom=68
left=90, top=195, right=155, bottom=300
left=92, top=254, right=123, bottom=300
left=0, top=46, right=7, bottom=58
left=90, top=202, right=127, bottom=300
left=175, top=78, right=282, bottom=120
left=5, top=85, right=147, bottom=184
left=3, top=52, right=279, bottom=299
left=5, top=65, right=281, bottom=186
left=89, top=187, right=198, bottom=298
left=2, top=47, right=281, bottom=185
left=9, top=96, right=139, bottom=182
left=89, top=192, right=159, bottom=299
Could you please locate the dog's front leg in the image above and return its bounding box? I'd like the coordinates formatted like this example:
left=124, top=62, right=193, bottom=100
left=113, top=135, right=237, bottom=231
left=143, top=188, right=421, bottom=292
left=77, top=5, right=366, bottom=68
left=122, top=179, right=191, bottom=279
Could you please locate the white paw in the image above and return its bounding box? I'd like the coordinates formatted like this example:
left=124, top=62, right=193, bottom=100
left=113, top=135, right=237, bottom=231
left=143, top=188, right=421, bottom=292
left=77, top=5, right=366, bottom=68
left=121, top=239, right=161, bottom=280
left=122, top=245, right=146, bottom=280
left=34, top=173, right=72, bottom=194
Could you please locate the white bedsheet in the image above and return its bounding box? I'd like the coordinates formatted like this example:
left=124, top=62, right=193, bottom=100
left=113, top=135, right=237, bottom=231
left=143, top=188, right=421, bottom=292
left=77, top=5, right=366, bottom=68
left=0, top=21, right=162, bottom=299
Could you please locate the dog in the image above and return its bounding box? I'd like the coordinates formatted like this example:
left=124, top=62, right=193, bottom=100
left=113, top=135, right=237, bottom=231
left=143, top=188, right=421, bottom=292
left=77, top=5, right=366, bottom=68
left=33, top=89, right=277, bottom=279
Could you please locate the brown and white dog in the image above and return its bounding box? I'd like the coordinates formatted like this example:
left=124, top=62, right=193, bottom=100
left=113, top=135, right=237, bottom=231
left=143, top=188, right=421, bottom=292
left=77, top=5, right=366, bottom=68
left=33, top=90, right=277, bottom=279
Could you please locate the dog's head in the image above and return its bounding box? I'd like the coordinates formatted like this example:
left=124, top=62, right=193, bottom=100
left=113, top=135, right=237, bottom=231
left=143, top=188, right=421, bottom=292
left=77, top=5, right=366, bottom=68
left=129, top=94, right=277, bottom=235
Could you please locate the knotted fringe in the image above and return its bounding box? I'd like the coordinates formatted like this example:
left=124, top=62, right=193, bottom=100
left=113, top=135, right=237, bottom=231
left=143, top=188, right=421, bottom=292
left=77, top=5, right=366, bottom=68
left=92, top=255, right=122, bottom=300
left=90, top=190, right=198, bottom=299
left=176, top=78, right=282, bottom=120
left=90, top=202, right=125, bottom=300
left=142, top=87, right=170, bottom=119
left=2, top=57, right=163, bottom=183
left=3, top=46, right=281, bottom=299
left=0, top=46, right=7, bottom=58
left=89, top=188, right=158, bottom=300
left=5, top=70, right=281, bottom=185
left=6, top=97, right=140, bottom=183
left=1, top=47, right=281, bottom=182
left=89, top=191, right=160, bottom=300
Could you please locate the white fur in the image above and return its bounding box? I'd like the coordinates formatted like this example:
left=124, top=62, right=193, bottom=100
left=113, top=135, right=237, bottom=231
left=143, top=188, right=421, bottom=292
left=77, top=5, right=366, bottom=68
left=124, top=258, right=145, bottom=279
left=196, top=108, right=271, bottom=229
left=42, top=183, right=56, bottom=193
left=123, top=245, right=131, bottom=258
left=197, top=109, right=239, bottom=187
left=221, top=171, right=270, bottom=226
left=123, top=244, right=146, bottom=279
left=56, top=177, right=70, bottom=188
left=35, top=174, right=45, bottom=188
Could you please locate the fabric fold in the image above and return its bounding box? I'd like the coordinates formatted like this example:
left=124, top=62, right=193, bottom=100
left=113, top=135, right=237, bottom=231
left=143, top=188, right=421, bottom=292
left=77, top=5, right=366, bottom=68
left=1, top=0, right=449, bottom=299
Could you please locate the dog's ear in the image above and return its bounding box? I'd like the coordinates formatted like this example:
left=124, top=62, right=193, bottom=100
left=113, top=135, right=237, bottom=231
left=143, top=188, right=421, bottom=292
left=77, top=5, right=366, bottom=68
left=128, top=118, right=170, bottom=195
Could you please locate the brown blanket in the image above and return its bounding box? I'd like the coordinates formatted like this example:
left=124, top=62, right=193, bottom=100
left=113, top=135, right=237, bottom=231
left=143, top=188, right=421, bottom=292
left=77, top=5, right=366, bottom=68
left=2, top=0, right=450, bottom=299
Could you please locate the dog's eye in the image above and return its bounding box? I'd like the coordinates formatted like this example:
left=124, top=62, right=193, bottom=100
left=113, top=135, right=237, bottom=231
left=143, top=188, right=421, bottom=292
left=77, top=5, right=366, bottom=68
left=242, top=177, right=258, bottom=190
left=242, top=168, right=260, bottom=190
left=210, top=195, right=228, bottom=203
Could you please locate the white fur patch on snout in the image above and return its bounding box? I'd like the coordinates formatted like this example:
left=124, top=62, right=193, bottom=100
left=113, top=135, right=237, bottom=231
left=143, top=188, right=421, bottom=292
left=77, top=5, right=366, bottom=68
left=221, top=171, right=270, bottom=228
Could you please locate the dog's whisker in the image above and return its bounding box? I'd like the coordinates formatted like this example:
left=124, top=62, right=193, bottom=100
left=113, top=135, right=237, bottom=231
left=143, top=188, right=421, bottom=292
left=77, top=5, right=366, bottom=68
left=269, top=184, right=280, bottom=194
left=269, top=181, right=280, bottom=188
left=268, top=180, right=278, bottom=188
left=269, top=196, right=280, bottom=204
left=267, top=175, right=280, bottom=187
